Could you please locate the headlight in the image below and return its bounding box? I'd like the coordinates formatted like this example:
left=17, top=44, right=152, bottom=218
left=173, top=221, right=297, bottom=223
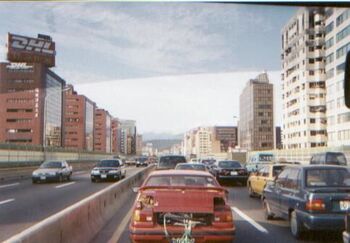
left=32, top=171, right=39, bottom=176
left=108, top=170, right=119, bottom=174
left=91, top=169, right=100, bottom=175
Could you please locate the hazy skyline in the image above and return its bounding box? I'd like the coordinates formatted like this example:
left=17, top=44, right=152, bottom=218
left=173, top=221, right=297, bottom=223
left=0, top=3, right=296, bottom=133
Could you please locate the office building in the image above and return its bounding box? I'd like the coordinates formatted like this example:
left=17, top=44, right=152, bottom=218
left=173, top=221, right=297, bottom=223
left=212, top=126, right=238, bottom=153
left=118, top=119, right=136, bottom=155
left=63, top=85, right=95, bottom=151
left=281, top=7, right=327, bottom=149
left=239, top=72, right=274, bottom=151
left=94, top=109, right=112, bottom=153
left=136, top=134, right=143, bottom=155
left=111, top=118, right=120, bottom=154
left=325, top=8, right=350, bottom=146
left=275, top=126, right=283, bottom=149
left=0, top=62, right=65, bottom=146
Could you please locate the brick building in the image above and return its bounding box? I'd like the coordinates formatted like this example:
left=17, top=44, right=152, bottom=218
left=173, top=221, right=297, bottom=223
left=94, top=108, right=112, bottom=153
left=63, top=85, right=95, bottom=151
left=111, top=118, right=120, bottom=154
left=0, top=62, right=65, bottom=146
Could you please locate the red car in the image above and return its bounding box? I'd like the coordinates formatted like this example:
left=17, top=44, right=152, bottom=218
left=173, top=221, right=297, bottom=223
left=129, top=170, right=235, bottom=243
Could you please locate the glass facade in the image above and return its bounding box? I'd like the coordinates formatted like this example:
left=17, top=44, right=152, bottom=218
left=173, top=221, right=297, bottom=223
left=44, top=73, right=63, bottom=147
left=85, top=100, right=94, bottom=151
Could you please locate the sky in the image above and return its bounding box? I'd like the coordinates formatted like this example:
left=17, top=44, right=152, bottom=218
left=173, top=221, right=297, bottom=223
left=0, top=3, right=297, bottom=134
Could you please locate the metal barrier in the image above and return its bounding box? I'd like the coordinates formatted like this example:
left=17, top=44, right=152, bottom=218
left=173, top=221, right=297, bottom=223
left=4, top=165, right=154, bottom=243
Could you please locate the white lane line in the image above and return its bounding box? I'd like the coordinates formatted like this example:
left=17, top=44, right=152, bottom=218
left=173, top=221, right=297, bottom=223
left=0, top=198, right=15, bottom=205
left=231, top=207, right=268, bottom=234
left=0, top=182, right=20, bottom=189
left=108, top=206, right=134, bottom=243
left=55, top=182, right=76, bottom=189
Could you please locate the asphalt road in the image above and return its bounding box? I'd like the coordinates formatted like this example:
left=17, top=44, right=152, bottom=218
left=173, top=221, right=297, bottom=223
left=98, top=184, right=344, bottom=243
left=0, top=166, right=142, bottom=242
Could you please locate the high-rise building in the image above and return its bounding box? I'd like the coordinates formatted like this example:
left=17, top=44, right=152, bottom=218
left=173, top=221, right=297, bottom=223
left=212, top=126, right=238, bottom=153
left=118, top=119, right=136, bottom=155
left=63, top=85, right=95, bottom=151
left=94, top=109, right=112, bottom=153
left=0, top=62, right=65, bottom=146
left=325, top=8, right=350, bottom=146
left=281, top=7, right=327, bottom=149
left=275, top=126, right=283, bottom=149
left=111, top=118, right=120, bottom=154
left=136, top=134, right=143, bottom=155
left=239, top=72, right=274, bottom=151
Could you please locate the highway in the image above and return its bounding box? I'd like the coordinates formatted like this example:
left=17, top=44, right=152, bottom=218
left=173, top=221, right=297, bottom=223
left=94, top=184, right=344, bottom=243
left=0, top=166, right=142, bottom=242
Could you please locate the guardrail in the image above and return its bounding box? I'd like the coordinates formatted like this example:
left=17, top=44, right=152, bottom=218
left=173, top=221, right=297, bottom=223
left=4, top=165, right=154, bottom=243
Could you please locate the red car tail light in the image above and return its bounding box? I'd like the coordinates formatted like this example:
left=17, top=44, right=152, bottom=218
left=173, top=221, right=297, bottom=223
left=306, top=199, right=325, bottom=211
left=133, top=209, right=154, bottom=222
left=214, top=205, right=233, bottom=222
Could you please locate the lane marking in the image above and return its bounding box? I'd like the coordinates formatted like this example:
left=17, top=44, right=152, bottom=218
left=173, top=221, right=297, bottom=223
left=231, top=206, right=268, bottom=234
left=0, top=198, right=15, bottom=205
left=0, top=182, right=20, bottom=189
left=108, top=206, right=134, bottom=243
left=55, top=182, right=76, bottom=189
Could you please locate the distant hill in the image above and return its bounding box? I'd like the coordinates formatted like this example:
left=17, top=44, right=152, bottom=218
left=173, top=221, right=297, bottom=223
left=143, top=132, right=183, bottom=141
left=143, top=139, right=182, bottom=150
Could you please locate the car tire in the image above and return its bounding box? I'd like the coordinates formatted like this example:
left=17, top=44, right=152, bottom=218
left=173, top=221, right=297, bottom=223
left=91, top=178, right=96, bottom=183
left=263, top=199, right=274, bottom=220
left=290, top=211, right=303, bottom=239
left=67, top=175, right=71, bottom=181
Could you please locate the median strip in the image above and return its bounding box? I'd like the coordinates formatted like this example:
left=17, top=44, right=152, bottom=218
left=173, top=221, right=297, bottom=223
left=231, top=207, right=268, bottom=234
left=0, top=198, right=15, bottom=205
left=0, top=182, right=19, bottom=189
left=55, top=182, right=76, bottom=189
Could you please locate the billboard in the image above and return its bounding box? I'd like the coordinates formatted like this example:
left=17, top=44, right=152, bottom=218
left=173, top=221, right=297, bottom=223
left=7, top=33, right=56, bottom=67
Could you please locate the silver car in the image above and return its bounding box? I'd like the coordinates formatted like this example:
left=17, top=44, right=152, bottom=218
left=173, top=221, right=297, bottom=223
left=32, top=161, right=73, bottom=183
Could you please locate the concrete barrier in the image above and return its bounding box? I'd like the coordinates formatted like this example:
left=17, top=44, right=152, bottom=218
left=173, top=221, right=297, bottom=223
left=4, top=165, right=154, bottom=243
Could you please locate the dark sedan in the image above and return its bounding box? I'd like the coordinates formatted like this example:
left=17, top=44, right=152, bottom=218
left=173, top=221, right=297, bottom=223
left=211, top=160, right=248, bottom=185
left=91, top=159, right=126, bottom=182
left=263, top=165, right=350, bottom=239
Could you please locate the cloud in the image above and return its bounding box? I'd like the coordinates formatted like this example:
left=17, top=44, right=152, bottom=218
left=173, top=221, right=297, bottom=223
left=75, top=70, right=282, bottom=134
left=0, top=45, right=6, bottom=62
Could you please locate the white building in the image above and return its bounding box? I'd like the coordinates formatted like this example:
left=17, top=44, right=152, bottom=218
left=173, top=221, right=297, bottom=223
left=325, top=8, right=350, bottom=146
left=281, top=7, right=327, bottom=149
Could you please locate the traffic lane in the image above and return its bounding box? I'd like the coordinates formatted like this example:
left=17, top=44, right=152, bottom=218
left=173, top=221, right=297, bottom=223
left=226, top=185, right=342, bottom=243
left=0, top=166, right=142, bottom=242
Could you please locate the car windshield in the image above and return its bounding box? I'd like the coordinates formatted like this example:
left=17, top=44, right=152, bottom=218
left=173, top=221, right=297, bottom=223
left=145, top=175, right=217, bottom=187
left=306, top=168, right=350, bottom=187
left=201, top=159, right=216, bottom=165
left=326, top=153, right=347, bottom=165
left=218, top=161, right=241, bottom=168
left=40, top=161, right=62, bottom=168
left=97, top=160, right=120, bottom=167
left=272, top=166, right=285, bottom=177
left=158, top=156, right=186, bottom=167
left=175, top=164, right=206, bottom=171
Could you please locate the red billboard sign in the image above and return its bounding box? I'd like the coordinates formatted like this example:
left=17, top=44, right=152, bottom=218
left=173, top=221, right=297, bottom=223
left=7, top=33, right=56, bottom=67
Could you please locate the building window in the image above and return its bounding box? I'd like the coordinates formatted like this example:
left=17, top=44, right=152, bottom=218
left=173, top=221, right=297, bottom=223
left=326, top=53, right=334, bottom=64
left=325, top=21, right=334, bottom=35
left=336, top=42, right=350, bottom=59
left=336, top=62, right=346, bottom=74
left=336, top=23, right=350, bottom=42
left=326, top=68, right=334, bottom=79
left=336, top=9, right=350, bottom=27
left=325, top=37, right=334, bottom=49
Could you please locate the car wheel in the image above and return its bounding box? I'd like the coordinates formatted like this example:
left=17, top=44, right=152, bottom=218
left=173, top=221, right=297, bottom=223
left=290, top=211, right=303, bottom=239
left=263, top=199, right=274, bottom=220
left=67, top=175, right=71, bottom=181
left=91, top=178, right=96, bottom=183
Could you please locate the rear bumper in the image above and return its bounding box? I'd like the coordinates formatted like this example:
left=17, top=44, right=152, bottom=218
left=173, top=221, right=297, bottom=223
left=298, top=211, right=346, bottom=231
left=217, top=175, right=248, bottom=181
left=130, top=226, right=235, bottom=243
left=91, top=173, right=120, bottom=181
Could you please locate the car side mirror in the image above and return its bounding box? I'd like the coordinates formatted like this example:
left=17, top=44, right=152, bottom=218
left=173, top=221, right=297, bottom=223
left=345, top=51, right=350, bottom=108
left=132, top=187, right=139, bottom=193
